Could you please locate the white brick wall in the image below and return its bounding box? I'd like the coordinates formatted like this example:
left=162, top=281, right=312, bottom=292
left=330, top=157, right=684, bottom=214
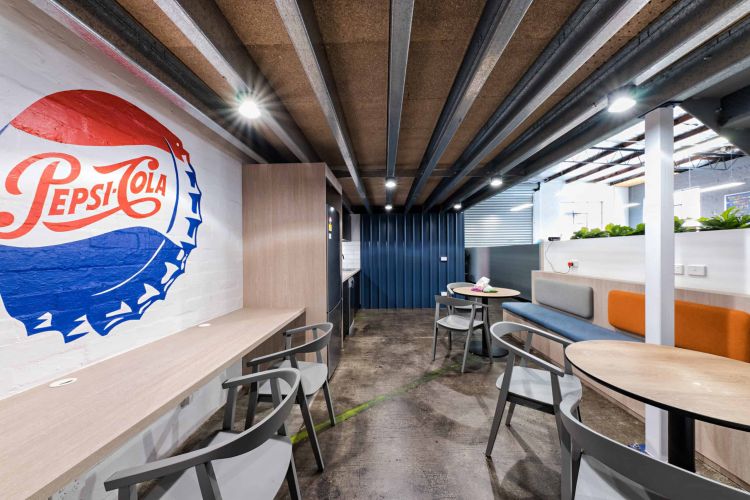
left=0, top=2, right=245, bottom=498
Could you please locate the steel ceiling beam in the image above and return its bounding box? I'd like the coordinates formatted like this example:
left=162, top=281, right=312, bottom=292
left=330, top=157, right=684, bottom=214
left=582, top=125, right=709, bottom=184
left=444, top=0, right=750, bottom=211
left=607, top=153, right=737, bottom=186
left=682, top=87, right=750, bottom=156
left=42, top=0, right=282, bottom=163
left=423, top=0, right=650, bottom=210
left=385, top=0, right=414, bottom=207
left=544, top=114, right=693, bottom=182
left=156, top=0, right=318, bottom=163
left=275, top=0, right=371, bottom=212
left=402, top=0, right=531, bottom=212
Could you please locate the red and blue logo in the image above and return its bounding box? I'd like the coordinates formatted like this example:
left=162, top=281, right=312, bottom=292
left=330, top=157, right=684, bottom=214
left=0, top=90, right=202, bottom=342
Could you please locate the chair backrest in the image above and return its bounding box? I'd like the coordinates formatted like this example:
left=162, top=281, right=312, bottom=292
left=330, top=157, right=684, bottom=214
left=248, top=322, right=333, bottom=367
left=558, top=395, right=750, bottom=500
left=447, top=282, right=474, bottom=297
left=490, top=321, right=572, bottom=375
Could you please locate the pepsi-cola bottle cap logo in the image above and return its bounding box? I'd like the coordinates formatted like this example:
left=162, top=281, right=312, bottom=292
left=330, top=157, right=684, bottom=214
left=0, top=90, right=202, bottom=342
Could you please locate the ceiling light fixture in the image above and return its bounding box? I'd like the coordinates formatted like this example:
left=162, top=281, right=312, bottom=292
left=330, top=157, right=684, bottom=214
left=607, top=86, right=636, bottom=113
left=385, top=177, right=397, bottom=189
left=699, top=181, right=745, bottom=193
left=238, top=98, right=262, bottom=119
left=453, top=203, right=462, bottom=210
left=489, top=177, right=503, bottom=187
left=510, top=203, right=533, bottom=212
left=385, top=204, right=393, bottom=211
left=624, top=202, right=640, bottom=208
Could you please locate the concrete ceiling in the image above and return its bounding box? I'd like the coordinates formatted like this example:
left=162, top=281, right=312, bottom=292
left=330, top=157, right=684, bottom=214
left=99, top=0, right=750, bottom=211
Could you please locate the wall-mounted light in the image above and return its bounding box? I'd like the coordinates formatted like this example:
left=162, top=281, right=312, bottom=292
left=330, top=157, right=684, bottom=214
left=607, top=86, right=636, bottom=113
left=385, top=204, right=393, bottom=211
left=453, top=203, right=462, bottom=210
left=510, top=203, right=533, bottom=212
left=385, top=177, right=397, bottom=189
left=699, top=181, right=745, bottom=193
left=238, top=98, right=262, bottom=119
left=489, top=177, right=503, bottom=187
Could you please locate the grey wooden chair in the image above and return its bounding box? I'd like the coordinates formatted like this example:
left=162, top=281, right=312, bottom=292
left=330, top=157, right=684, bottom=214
left=486, top=321, right=582, bottom=454
left=104, top=368, right=302, bottom=500
left=245, top=323, right=335, bottom=472
left=433, top=295, right=491, bottom=373
left=558, top=394, right=750, bottom=500
left=446, top=282, right=476, bottom=313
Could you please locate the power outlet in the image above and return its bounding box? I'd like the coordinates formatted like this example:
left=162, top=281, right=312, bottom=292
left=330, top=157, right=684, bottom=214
left=674, top=264, right=684, bottom=275
left=687, top=264, right=707, bottom=277
left=440, top=291, right=448, bottom=296
left=440, top=256, right=448, bottom=262
left=567, top=260, right=579, bottom=270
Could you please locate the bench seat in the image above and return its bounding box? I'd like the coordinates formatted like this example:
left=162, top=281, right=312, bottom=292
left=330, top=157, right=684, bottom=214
left=502, top=302, right=641, bottom=343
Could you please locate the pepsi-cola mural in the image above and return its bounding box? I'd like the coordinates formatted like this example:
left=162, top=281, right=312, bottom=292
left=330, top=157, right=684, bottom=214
left=0, top=90, right=202, bottom=342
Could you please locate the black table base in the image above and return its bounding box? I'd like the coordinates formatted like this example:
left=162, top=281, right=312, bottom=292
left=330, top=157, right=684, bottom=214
left=668, top=412, right=695, bottom=472
left=469, top=339, right=508, bottom=358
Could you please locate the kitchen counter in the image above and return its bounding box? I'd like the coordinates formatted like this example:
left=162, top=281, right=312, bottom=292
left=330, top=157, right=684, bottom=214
left=342, top=268, right=360, bottom=282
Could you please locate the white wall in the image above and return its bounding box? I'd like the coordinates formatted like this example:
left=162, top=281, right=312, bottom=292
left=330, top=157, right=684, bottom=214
left=533, top=180, right=629, bottom=241
left=541, top=229, right=750, bottom=295
left=0, top=2, right=244, bottom=498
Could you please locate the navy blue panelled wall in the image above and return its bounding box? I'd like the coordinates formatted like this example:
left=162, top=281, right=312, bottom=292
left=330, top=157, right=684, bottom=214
left=360, top=213, right=464, bottom=309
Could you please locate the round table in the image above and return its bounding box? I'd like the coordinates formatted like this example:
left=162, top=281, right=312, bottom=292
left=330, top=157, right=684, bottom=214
left=566, top=340, right=750, bottom=472
left=452, top=286, right=520, bottom=358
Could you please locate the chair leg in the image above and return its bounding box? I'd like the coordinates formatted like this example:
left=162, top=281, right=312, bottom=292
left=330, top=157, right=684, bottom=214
left=461, top=329, right=472, bottom=373
left=432, top=325, right=439, bottom=361
left=448, top=330, right=453, bottom=351
left=286, top=457, right=301, bottom=500
left=298, top=391, right=325, bottom=471
left=195, top=462, right=221, bottom=500
left=323, top=379, right=336, bottom=426
left=245, top=384, right=259, bottom=429
left=486, top=388, right=509, bottom=456
left=505, top=402, right=516, bottom=426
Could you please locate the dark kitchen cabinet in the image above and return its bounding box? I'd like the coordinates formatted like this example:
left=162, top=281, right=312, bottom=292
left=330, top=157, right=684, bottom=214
left=342, top=208, right=352, bottom=241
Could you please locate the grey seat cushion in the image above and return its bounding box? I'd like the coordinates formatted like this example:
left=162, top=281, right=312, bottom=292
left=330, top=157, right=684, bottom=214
left=575, top=455, right=655, bottom=500
left=535, top=279, right=594, bottom=319
left=497, top=366, right=582, bottom=406
left=145, top=433, right=291, bottom=499
left=503, top=302, right=641, bottom=343
left=437, top=314, right=483, bottom=331
left=258, top=360, right=327, bottom=397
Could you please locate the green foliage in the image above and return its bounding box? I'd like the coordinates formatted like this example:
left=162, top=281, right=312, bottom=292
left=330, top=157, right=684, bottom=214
left=605, top=223, right=634, bottom=237
left=674, top=216, right=687, bottom=233
left=571, top=227, right=610, bottom=239
left=698, top=207, right=750, bottom=231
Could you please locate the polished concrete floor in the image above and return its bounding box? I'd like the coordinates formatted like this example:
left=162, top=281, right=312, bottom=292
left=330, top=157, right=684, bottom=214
left=179, top=306, right=742, bottom=499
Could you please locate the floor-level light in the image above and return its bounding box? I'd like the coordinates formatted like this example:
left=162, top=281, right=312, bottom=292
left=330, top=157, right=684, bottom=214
left=510, top=203, right=533, bottom=212
left=385, top=177, right=397, bottom=189
left=489, top=177, right=503, bottom=187
left=607, top=86, right=636, bottom=113
left=238, top=98, right=262, bottom=119
left=699, top=181, right=745, bottom=193
left=385, top=204, right=393, bottom=211
left=453, top=203, right=462, bottom=210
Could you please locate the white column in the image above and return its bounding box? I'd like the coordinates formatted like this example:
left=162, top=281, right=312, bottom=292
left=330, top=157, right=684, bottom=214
left=643, top=106, right=675, bottom=460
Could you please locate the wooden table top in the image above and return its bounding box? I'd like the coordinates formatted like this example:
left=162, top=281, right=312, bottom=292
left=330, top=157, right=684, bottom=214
left=453, top=286, right=520, bottom=299
left=566, top=340, right=750, bottom=431
left=0, top=307, right=304, bottom=500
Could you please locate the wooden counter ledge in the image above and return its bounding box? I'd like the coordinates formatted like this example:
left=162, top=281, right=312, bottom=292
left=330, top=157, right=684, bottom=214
left=0, top=307, right=305, bottom=500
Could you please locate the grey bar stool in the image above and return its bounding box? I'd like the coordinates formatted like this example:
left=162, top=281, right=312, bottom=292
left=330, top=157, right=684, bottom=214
left=558, top=394, right=750, bottom=500
left=432, top=295, right=491, bottom=373
left=104, top=368, right=302, bottom=500
left=485, top=321, right=582, bottom=452
left=245, top=323, right=335, bottom=472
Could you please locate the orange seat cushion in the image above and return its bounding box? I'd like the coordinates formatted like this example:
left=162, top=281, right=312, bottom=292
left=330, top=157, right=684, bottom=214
left=608, top=290, right=750, bottom=363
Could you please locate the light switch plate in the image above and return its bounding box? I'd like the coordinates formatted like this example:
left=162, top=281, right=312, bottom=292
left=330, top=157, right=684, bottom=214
left=440, top=256, right=448, bottom=262
left=687, top=264, right=707, bottom=277
left=674, top=264, right=684, bottom=275
left=440, top=291, right=448, bottom=296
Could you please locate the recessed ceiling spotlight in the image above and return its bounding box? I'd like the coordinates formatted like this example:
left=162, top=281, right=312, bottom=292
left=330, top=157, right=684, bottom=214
left=489, top=177, right=503, bottom=187
left=385, top=177, right=397, bottom=189
left=385, top=204, right=393, bottom=211
left=238, top=98, right=262, bottom=119
left=607, top=86, right=636, bottom=113
left=453, top=203, right=462, bottom=210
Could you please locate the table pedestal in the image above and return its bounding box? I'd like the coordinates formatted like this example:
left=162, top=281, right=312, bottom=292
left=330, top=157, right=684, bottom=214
left=467, top=297, right=508, bottom=358
left=668, top=413, right=695, bottom=472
